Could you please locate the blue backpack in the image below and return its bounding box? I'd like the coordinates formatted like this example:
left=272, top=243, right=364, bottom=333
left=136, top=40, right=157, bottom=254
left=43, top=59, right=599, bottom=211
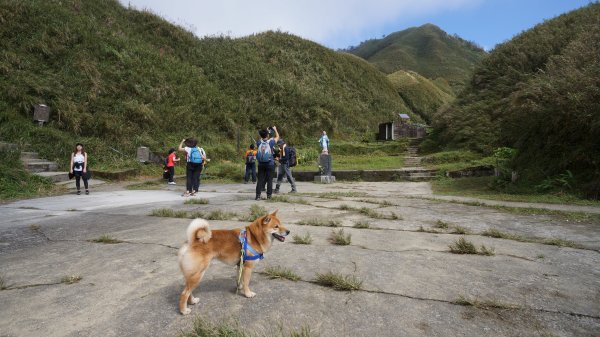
left=189, top=147, right=203, bottom=164
left=256, top=140, right=272, bottom=163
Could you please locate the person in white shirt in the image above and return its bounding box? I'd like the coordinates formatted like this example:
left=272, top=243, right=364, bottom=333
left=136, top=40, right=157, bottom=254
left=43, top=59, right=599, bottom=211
left=69, top=143, right=89, bottom=195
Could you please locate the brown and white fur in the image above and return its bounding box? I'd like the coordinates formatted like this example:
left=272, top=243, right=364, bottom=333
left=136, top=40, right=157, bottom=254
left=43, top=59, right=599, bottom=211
left=177, top=210, right=289, bottom=315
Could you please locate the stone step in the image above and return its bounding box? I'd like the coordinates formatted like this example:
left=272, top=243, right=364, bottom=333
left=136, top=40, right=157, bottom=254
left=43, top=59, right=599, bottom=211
left=0, top=141, right=18, bottom=151
left=20, top=151, right=39, bottom=160
left=56, top=178, right=107, bottom=190
left=25, top=160, right=58, bottom=173
left=409, top=173, right=437, bottom=178
left=34, top=171, right=70, bottom=183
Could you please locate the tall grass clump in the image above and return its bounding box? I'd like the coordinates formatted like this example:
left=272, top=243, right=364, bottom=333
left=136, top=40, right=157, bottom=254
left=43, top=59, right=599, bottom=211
left=329, top=229, right=352, bottom=245
left=292, top=232, right=313, bottom=244
left=449, top=237, right=494, bottom=256
left=263, top=266, right=300, bottom=281
left=315, top=272, right=362, bottom=291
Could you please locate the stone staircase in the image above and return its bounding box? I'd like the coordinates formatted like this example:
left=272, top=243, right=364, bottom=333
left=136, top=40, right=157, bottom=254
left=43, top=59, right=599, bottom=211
left=402, top=138, right=437, bottom=181
left=20, top=151, right=69, bottom=183
left=6, top=144, right=105, bottom=188
left=403, top=138, right=423, bottom=167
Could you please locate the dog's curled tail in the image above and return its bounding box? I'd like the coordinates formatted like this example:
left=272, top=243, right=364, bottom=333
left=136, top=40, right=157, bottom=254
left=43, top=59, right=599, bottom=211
left=186, top=218, right=212, bottom=244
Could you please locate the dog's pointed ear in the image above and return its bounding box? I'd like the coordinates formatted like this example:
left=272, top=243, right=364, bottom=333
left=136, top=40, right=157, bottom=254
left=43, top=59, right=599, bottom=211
left=262, top=214, right=271, bottom=224
left=270, top=209, right=278, bottom=217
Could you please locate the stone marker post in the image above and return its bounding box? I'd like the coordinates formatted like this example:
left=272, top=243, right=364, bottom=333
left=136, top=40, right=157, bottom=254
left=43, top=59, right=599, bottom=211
left=314, top=153, right=335, bottom=184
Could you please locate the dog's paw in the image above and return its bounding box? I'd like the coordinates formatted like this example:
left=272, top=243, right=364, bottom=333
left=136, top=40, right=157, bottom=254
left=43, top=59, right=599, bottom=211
left=244, top=291, right=256, bottom=298
left=190, top=297, right=200, bottom=305
left=181, top=308, right=191, bottom=315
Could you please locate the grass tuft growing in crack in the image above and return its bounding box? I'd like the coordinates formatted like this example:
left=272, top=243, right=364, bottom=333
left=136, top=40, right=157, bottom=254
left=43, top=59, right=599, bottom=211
left=184, top=198, right=209, bottom=205
left=449, top=237, right=494, bottom=256
left=205, top=209, right=237, bottom=221
left=450, top=226, right=469, bottom=234
left=353, top=220, right=370, bottom=229
left=417, top=226, right=439, bottom=234
left=298, top=218, right=341, bottom=227
left=292, top=232, right=313, bottom=244
left=0, top=275, right=7, bottom=290
left=315, top=272, right=362, bottom=291
left=149, top=208, right=188, bottom=218
left=318, top=191, right=369, bottom=199
left=267, top=195, right=310, bottom=205
left=178, top=317, right=316, bottom=337
left=435, top=220, right=450, bottom=229
left=329, top=229, right=352, bottom=245
left=358, top=207, right=400, bottom=220
left=339, top=204, right=355, bottom=211
left=61, top=275, right=82, bottom=284
left=90, top=234, right=123, bottom=244
left=481, top=228, right=580, bottom=248
left=454, top=296, right=519, bottom=310
left=263, top=266, right=300, bottom=281
left=241, top=204, right=267, bottom=222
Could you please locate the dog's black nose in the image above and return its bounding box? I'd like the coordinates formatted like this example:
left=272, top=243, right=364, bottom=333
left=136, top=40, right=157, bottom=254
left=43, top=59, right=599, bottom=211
left=286, top=230, right=290, bottom=235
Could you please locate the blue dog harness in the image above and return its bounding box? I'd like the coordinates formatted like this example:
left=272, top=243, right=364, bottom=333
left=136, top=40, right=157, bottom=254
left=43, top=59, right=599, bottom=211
left=239, top=228, right=264, bottom=261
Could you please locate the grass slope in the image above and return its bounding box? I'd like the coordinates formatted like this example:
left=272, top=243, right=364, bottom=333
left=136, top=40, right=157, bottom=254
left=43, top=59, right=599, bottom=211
left=387, top=70, right=454, bottom=123
left=346, top=24, right=486, bottom=90
left=0, top=0, right=418, bottom=170
left=431, top=3, right=600, bottom=198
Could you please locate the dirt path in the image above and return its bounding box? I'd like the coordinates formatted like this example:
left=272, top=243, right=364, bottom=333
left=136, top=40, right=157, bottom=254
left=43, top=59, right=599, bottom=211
left=1, top=181, right=598, bottom=336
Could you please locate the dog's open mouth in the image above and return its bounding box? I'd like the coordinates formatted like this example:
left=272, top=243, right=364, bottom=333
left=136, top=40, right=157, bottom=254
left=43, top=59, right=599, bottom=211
left=272, top=233, right=286, bottom=242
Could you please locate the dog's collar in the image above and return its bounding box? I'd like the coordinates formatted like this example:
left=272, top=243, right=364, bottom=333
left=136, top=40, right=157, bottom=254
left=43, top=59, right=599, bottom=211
left=239, top=229, right=264, bottom=261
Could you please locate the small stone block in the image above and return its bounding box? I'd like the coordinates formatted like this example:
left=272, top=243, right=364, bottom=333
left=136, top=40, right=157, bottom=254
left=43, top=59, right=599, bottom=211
left=314, top=175, right=336, bottom=184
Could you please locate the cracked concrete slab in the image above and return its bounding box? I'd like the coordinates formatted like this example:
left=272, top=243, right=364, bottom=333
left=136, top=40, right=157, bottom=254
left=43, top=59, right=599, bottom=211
left=0, top=182, right=599, bottom=336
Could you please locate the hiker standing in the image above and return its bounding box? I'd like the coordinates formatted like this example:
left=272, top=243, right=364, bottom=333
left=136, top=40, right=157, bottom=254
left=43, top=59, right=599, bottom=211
left=179, top=138, right=206, bottom=197
left=244, top=144, right=257, bottom=184
left=274, top=139, right=297, bottom=194
left=319, top=131, right=330, bottom=154
left=69, top=143, right=89, bottom=195
left=255, top=126, right=279, bottom=200
left=166, top=147, right=179, bottom=185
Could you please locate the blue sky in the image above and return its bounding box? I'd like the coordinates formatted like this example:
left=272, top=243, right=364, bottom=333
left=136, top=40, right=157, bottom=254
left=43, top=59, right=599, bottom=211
left=121, top=0, right=593, bottom=51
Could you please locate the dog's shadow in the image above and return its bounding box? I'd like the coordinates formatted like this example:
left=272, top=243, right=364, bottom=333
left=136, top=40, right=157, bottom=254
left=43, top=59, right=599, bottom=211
left=168, top=276, right=243, bottom=313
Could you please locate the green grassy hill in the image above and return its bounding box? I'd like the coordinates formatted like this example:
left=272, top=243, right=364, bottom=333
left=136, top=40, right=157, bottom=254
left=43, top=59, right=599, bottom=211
left=431, top=3, right=600, bottom=198
left=0, top=0, right=417, bottom=168
left=386, top=70, right=454, bottom=123
left=346, top=24, right=486, bottom=91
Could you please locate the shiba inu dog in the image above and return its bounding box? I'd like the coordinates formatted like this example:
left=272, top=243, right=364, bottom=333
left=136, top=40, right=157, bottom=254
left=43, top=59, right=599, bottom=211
left=177, top=210, right=289, bottom=315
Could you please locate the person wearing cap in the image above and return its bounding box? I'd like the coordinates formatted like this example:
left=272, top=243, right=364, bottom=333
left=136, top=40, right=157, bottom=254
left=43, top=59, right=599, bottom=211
left=274, top=139, right=297, bottom=194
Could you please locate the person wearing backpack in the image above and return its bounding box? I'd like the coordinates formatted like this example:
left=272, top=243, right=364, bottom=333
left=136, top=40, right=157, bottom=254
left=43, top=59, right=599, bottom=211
left=244, top=144, right=257, bottom=184
left=255, top=126, right=279, bottom=200
left=179, top=138, right=206, bottom=197
left=274, top=139, right=297, bottom=194
left=166, top=148, right=179, bottom=185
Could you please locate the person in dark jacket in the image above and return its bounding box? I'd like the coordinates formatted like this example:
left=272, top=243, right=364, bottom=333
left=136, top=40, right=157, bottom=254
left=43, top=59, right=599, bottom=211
left=274, top=139, right=297, bottom=194
left=255, top=126, right=279, bottom=200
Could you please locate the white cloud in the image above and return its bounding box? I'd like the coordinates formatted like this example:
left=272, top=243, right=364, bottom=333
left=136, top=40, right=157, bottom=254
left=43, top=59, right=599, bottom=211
left=118, top=0, right=481, bottom=48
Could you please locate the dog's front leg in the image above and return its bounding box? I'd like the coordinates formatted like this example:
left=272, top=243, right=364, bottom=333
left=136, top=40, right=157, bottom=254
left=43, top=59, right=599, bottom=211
left=241, top=262, right=256, bottom=298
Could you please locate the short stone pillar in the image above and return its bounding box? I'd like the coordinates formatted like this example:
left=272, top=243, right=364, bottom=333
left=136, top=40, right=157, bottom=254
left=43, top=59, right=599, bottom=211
left=314, top=153, right=335, bottom=184
left=137, top=147, right=150, bottom=163
left=33, top=104, right=50, bottom=126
